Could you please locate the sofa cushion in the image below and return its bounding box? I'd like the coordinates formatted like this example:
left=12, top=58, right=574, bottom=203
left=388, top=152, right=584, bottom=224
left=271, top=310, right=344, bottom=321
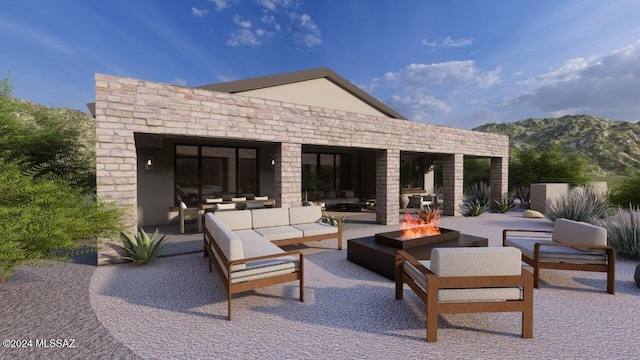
left=403, top=260, right=522, bottom=302
left=552, top=218, right=607, bottom=248
left=252, top=208, right=290, bottom=228
left=505, top=238, right=608, bottom=264
left=431, top=247, right=522, bottom=277
left=214, top=210, right=252, bottom=230
left=230, top=257, right=299, bottom=284
left=215, top=224, right=246, bottom=272
left=422, top=247, right=523, bottom=302
left=292, top=222, right=338, bottom=237
left=254, top=226, right=303, bottom=241
left=289, top=206, right=323, bottom=225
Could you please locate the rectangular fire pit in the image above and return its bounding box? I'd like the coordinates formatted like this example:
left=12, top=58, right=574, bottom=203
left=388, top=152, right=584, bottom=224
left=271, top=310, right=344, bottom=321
left=374, top=228, right=460, bottom=249
left=348, top=231, right=488, bottom=280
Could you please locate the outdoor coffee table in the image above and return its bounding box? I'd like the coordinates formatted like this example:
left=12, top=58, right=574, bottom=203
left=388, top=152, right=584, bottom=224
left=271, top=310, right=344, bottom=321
left=347, top=231, right=488, bottom=280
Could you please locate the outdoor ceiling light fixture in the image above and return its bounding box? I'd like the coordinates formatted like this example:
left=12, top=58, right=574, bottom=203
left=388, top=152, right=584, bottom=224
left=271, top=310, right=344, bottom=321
left=144, top=156, right=154, bottom=171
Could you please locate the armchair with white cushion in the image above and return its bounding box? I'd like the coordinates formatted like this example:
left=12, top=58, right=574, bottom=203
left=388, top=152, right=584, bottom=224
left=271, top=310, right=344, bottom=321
left=395, top=247, right=534, bottom=342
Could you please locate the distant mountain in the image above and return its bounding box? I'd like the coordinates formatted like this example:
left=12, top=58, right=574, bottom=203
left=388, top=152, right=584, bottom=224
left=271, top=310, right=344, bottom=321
left=473, top=115, right=640, bottom=176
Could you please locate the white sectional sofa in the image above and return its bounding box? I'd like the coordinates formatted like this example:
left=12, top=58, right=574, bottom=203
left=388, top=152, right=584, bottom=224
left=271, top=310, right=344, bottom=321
left=503, top=218, right=615, bottom=294
left=203, top=206, right=342, bottom=319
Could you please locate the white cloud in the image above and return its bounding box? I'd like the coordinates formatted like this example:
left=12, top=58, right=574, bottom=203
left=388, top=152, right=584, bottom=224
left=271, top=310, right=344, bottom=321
left=369, top=61, right=501, bottom=122
left=227, top=29, right=261, bottom=46
left=383, top=61, right=501, bottom=89
left=290, top=13, right=322, bottom=47
left=191, top=7, right=209, bottom=18
left=261, top=14, right=281, bottom=31
left=233, top=15, right=252, bottom=28
left=505, top=40, right=640, bottom=120
left=209, top=0, right=233, bottom=12
left=388, top=92, right=452, bottom=121
left=421, top=39, right=436, bottom=47
left=421, top=36, right=474, bottom=48
left=257, top=0, right=293, bottom=12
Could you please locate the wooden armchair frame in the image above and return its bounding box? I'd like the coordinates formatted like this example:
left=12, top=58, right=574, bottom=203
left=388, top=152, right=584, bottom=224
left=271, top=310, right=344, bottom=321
left=395, top=250, right=533, bottom=342
left=503, top=229, right=615, bottom=294
left=204, top=227, right=304, bottom=320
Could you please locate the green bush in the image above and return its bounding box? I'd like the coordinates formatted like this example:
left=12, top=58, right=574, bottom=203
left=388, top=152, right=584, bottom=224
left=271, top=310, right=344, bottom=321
left=600, top=206, right=640, bottom=260
left=509, top=145, right=592, bottom=204
left=464, top=159, right=490, bottom=189
left=463, top=182, right=491, bottom=216
left=120, top=228, right=169, bottom=265
left=0, top=80, right=95, bottom=193
left=545, top=186, right=610, bottom=223
left=0, top=159, right=123, bottom=279
left=608, top=172, right=640, bottom=207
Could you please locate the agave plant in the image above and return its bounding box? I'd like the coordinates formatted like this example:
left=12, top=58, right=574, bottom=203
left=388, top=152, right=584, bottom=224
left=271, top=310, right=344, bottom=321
left=463, top=182, right=491, bottom=216
left=120, top=227, right=169, bottom=265
left=463, top=199, right=490, bottom=216
left=600, top=206, right=640, bottom=260
left=493, top=197, right=517, bottom=213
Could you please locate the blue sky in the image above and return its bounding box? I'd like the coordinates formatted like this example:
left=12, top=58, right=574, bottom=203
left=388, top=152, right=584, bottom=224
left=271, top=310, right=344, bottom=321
left=2, top=0, right=640, bottom=129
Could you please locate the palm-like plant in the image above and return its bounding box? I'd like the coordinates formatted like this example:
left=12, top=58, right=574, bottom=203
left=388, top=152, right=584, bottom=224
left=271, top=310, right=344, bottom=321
left=120, top=228, right=169, bottom=265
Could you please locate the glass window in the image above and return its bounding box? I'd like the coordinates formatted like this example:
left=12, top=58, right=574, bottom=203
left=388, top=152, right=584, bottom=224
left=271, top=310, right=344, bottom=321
left=302, top=152, right=350, bottom=193
left=175, top=145, right=258, bottom=205
left=175, top=145, right=199, bottom=205
left=238, top=149, right=257, bottom=196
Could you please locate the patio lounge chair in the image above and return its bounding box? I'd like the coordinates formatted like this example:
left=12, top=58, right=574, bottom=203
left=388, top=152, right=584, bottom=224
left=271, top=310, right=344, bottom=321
left=503, top=218, right=615, bottom=294
left=395, top=247, right=534, bottom=342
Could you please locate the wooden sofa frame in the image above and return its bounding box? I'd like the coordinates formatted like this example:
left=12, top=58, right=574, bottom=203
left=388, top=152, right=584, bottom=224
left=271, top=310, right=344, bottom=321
left=502, top=229, right=616, bottom=294
left=204, top=227, right=304, bottom=320
left=395, top=250, right=534, bottom=342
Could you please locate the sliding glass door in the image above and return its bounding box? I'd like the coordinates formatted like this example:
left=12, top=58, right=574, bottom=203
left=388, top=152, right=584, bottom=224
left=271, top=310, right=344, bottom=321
left=175, top=145, right=257, bottom=205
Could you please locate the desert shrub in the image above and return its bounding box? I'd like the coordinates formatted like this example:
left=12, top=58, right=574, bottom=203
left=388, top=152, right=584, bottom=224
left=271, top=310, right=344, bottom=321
left=493, top=197, right=517, bottom=213
left=608, top=172, right=640, bottom=207
left=0, top=78, right=95, bottom=193
left=0, top=158, right=123, bottom=279
left=545, top=186, right=610, bottom=223
left=463, top=182, right=490, bottom=216
left=600, top=206, right=640, bottom=260
left=120, top=228, right=169, bottom=265
left=509, top=145, right=591, bottom=204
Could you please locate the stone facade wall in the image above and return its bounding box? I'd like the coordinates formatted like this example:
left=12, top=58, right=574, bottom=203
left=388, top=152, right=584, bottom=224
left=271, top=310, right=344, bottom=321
left=95, top=74, right=509, bottom=260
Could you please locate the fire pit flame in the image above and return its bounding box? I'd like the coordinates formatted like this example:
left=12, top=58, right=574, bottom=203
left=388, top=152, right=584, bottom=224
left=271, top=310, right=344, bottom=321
left=400, top=210, right=441, bottom=240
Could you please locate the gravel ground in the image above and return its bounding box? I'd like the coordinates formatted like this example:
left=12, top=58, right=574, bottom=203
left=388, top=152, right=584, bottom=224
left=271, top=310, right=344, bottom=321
left=0, top=252, right=139, bottom=360
left=2, top=212, right=640, bottom=359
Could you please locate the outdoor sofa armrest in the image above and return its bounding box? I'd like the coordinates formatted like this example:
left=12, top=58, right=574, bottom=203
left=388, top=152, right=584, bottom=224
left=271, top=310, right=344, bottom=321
left=502, top=228, right=553, bottom=245
left=533, top=241, right=614, bottom=253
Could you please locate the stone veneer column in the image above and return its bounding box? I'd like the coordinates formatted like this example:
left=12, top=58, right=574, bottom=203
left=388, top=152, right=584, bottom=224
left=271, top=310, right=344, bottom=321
left=376, top=149, right=400, bottom=225
left=490, top=156, right=509, bottom=202
left=278, top=142, right=302, bottom=208
left=442, top=153, right=464, bottom=216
